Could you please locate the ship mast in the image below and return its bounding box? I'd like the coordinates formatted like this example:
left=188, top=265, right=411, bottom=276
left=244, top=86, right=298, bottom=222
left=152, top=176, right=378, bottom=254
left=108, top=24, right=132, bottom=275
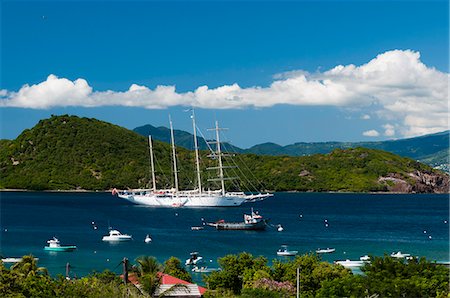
left=148, top=136, right=157, bottom=192
left=215, top=121, right=226, bottom=195
left=191, top=110, right=202, bottom=194
left=169, top=116, right=179, bottom=192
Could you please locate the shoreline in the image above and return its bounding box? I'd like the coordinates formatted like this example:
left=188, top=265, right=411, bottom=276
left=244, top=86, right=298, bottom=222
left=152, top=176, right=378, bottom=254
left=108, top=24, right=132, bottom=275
left=1, top=189, right=448, bottom=194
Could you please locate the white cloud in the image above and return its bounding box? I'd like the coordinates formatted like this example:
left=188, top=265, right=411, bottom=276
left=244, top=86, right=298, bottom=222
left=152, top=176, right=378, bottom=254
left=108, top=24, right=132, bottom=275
left=383, top=124, right=395, bottom=137
left=363, top=130, right=380, bottom=137
left=0, top=49, right=448, bottom=137
left=361, top=114, right=371, bottom=120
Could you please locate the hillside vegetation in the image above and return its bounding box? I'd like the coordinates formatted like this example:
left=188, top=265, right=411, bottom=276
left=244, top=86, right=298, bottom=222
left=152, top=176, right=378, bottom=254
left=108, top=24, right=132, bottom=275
left=0, top=115, right=448, bottom=192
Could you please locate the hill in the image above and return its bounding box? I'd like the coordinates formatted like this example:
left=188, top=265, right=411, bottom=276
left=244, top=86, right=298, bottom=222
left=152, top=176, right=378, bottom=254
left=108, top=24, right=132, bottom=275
left=1, top=115, right=448, bottom=193
left=133, top=124, right=449, bottom=170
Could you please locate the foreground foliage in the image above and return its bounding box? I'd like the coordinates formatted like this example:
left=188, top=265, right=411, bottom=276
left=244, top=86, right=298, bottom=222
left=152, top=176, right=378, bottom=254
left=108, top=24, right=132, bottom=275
left=1, top=115, right=447, bottom=192
left=0, top=254, right=448, bottom=297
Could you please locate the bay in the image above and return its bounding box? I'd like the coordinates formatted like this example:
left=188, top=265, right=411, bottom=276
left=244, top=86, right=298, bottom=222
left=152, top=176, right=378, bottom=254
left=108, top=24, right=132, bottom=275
left=0, top=192, right=448, bottom=279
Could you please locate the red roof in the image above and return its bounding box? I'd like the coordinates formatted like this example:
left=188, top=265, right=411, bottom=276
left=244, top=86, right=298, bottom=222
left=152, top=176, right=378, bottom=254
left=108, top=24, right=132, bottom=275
left=159, top=273, right=207, bottom=295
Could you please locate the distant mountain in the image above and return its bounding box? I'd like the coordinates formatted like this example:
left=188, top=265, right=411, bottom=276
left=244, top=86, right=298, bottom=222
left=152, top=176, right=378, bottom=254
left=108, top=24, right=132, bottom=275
left=1, top=115, right=448, bottom=193
left=134, top=123, right=449, bottom=170
left=133, top=124, right=243, bottom=153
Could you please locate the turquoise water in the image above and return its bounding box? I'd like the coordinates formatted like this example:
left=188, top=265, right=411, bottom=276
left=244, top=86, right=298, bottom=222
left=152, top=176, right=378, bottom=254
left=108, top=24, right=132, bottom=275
left=0, top=192, right=448, bottom=279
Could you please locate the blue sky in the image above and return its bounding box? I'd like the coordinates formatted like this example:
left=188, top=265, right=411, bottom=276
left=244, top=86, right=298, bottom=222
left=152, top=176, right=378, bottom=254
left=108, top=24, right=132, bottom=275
left=1, top=0, right=448, bottom=148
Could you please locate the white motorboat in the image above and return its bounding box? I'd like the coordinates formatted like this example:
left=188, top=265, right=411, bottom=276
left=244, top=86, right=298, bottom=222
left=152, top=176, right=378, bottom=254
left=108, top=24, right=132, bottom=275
left=191, top=266, right=219, bottom=273
left=390, top=251, right=411, bottom=258
left=316, top=248, right=335, bottom=254
left=114, top=113, right=272, bottom=207
left=277, top=245, right=298, bottom=256
left=185, top=252, right=204, bottom=266
left=360, top=255, right=371, bottom=262
left=102, top=229, right=132, bottom=241
left=277, top=224, right=284, bottom=232
left=335, top=259, right=365, bottom=268
left=191, top=226, right=204, bottom=231
left=144, top=234, right=152, bottom=243
left=1, top=257, right=39, bottom=263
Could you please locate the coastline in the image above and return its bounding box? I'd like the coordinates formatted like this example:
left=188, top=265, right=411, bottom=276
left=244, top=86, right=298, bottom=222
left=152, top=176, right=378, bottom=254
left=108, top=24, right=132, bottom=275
left=1, top=188, right=448, bottom=194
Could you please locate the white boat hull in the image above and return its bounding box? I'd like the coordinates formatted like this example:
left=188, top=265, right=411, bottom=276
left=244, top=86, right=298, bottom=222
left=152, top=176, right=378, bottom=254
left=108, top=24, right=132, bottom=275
left=118, top=192, right=270, bottom=207
left=102, top=236, right=132, bottom=241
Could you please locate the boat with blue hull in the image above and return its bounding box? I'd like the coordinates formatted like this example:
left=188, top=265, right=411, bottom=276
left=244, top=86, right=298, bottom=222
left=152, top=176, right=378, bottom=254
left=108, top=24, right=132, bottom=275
left=44, top=238, right=76, bottom=252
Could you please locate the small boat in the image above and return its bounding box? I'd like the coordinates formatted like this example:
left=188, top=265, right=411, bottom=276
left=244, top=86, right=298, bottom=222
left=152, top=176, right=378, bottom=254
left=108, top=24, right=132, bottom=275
left=102, top=229, right=132, bottom=241
left=360, top=255, right=371, bottom=262
left=335, top=259, right=365, bottom=268
left=185, top=252, right=204, bottom=266
left=191, top=266, right=219, bottom=273
left=277, top=245, right=298, bottom=256
left=1, top=257, right=39, bottom=263
left=206, top=208, right=268, bottom=230
left=390, top=251, right=411, bottom=258
left=44, top=237, right=77, bottom=252
left=316, top=248, right=335, bottom=254
left=277, top=224, right=284, bottom=232
left=144, top=234, right=152, bottom=243
left=191, top=226, right=204, bottom=231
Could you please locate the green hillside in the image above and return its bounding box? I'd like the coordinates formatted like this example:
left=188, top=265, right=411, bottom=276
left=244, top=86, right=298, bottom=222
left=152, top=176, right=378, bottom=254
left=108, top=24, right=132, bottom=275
left=133, top=123, right=449, bottom=171
left=0, top=115, right=448, bottom=193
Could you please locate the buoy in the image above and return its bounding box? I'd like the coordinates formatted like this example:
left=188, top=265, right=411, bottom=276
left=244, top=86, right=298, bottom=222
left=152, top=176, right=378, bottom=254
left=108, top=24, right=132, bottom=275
left=175, top=213, right=178, bottom=216
left=423, top=230, right=427, bottom=234
left=444, top=220, right=448, bottom=224
left=325, top=223, right=329, bottom=227
left=299, top=214, right=303, bottom=218
left=106, top=258, right=110, bottom=262
left=93, top=226, right=98, bottom=230
left=4, top=228, right=7, bottom=232
left=428, top=235, right=432, bottom=240
left=324, top=219, right=328, bottom=223
left=91, top=221, right=95, bottom=225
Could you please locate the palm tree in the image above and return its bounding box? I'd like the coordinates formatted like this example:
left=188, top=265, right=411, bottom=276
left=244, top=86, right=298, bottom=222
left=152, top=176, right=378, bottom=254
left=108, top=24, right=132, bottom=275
left=10, top=255, right=48, bottom=277
left=134, top=256, right=188, bottom=297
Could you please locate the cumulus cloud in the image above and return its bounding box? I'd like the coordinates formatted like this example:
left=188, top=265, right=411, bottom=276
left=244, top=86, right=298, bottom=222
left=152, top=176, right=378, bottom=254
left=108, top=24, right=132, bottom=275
left=0, top=49, right=448, bottom=137
left=383, top=124, right=396, bottom=137
left=363, top=130, right=380, bottom=137
left=361, top=114, right=371, bottom=120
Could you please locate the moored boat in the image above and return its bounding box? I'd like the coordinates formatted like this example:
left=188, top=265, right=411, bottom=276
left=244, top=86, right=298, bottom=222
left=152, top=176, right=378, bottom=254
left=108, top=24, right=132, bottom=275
left=185, top=252, right=204, bottom=266
left=390, top=251, right=411, bottom=258
left=44, top=237, right=77, bottom=252
left=1, top=257, right=39, bottom=263
left=316, top=248, right=336, bottom=254
left=277, top=245, right=298, bottom=256
left=102, top=229, right=132, bottom=241
left=335, top=259, right=366, bottom=268
left=114, top=113, right=272, bottom=207
left=206, top=209, right=268, bottom=230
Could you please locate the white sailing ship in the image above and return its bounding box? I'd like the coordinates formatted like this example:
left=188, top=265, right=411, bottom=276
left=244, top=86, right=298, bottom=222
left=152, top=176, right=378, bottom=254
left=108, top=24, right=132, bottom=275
left=114, top=112, right=272, bottom=207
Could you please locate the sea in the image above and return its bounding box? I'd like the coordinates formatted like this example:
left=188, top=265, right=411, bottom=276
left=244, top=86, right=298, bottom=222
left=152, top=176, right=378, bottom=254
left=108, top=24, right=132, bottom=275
left=0, top=191, right=448, bottom=280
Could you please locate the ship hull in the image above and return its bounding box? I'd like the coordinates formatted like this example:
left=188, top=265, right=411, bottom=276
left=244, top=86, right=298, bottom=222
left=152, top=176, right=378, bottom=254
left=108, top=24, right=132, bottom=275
left=118, top=193, right=252, bottom=207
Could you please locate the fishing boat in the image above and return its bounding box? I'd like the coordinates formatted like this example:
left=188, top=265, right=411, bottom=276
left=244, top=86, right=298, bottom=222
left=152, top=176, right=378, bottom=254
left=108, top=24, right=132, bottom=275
left=102, top=229, right=132, bottom=241
left=144, top=234, right=152, bottom=243
left=44, top=237, right=77, bottom=252
left=277, top=245, right=298, bottom=256
left=185, top=252, right=204, bottom=266
left=316, top=248, right=336, bottom=254
left=206, top=209, right=268, bottom=230
left=114, top=112, right=272, bottom=207
left=334, top=259, right=366, bottom=268
left=390, top=251, right=411, bottom=258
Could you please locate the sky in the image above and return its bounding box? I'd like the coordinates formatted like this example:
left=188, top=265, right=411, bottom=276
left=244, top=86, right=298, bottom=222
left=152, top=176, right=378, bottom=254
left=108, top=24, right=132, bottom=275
left=0, top=0, right=448, bottom=148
